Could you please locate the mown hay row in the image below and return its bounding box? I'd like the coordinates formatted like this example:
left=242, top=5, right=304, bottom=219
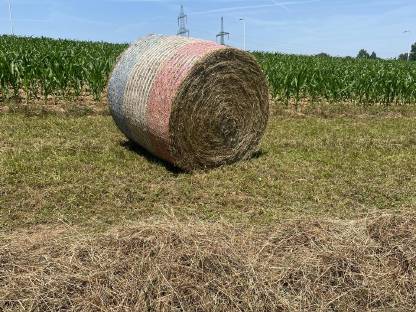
left=1, top=214, right=415, bottom=311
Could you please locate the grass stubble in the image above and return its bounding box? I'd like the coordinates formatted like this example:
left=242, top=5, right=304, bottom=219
left=0, top=101, right=415, bottom=311
left=1, top=215, right=415, bottom=311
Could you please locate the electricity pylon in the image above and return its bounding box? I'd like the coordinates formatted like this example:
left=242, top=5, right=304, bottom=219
left=177, top=5, right=189, bottom=37
left=216, top=17, right=230, bottom=45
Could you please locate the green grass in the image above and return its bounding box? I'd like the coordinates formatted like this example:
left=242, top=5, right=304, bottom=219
left=1, top=111, right=415, bottom=231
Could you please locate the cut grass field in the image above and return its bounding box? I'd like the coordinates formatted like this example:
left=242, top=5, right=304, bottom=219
left=1, top=106, right=415, bottom=231
left=1, top=104, right=416, bottom=311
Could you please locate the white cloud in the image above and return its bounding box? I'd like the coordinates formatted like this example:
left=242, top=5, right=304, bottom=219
left=190, top=0, right=320, bottom=16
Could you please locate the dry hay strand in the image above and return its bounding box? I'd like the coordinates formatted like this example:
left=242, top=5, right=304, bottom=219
left=1, top=214, right=415, bottom=311
left=107, top=35, right=269, bottom=171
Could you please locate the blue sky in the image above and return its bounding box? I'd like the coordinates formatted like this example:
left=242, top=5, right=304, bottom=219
left=0, top=0, right=414, bottom=58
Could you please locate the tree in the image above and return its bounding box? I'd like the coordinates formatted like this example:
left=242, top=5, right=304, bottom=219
left=370, top=51, right=377, bottom=59
left=398, top=42, right=416, bottom=61
left=357, top=49, right=370, bottom=59
left=410, top=42, right=416, bottom=61
left=315, top=52, right=331, bottom=58
left=398, top=53, right=409, bottom=61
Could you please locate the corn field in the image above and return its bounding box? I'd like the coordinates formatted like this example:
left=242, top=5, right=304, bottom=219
left=1, top=35, right=416, bottom=105
left=0, top=35, right=126, bottom=101
left=254, top=52, right=416, bottom=106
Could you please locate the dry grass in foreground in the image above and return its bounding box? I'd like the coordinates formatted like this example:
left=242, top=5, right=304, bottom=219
left=1, top=214, right=415, bottom=311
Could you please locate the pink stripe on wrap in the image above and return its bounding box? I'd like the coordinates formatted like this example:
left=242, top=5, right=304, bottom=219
left=146, top=41, right=225, bottom=162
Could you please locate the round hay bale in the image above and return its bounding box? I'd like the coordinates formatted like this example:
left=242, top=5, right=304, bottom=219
left=108, top=35, right=269, bottom=170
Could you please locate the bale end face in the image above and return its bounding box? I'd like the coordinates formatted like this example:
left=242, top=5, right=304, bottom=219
left=170, top=48, right=269, bottom=170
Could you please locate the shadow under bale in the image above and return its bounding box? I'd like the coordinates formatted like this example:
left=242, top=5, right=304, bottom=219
left=120, top=139, right=268, bottom=173
left=120, top=139, right=184, bottom=174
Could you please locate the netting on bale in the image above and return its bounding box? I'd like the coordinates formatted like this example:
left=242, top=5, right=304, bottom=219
left=108, top=35, right=269, bottom=171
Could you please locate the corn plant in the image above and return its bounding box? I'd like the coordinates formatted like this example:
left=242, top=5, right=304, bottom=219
left=1, top=35, right=416, bottom=106
left=0, top=35, right=126, bottom=102
left=254, top=52, right=416, bottom=105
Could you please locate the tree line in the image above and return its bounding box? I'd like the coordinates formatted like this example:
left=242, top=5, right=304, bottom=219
left=356, top=42, right=416, bottom=61
left=398, top=42, right=416, bottom=61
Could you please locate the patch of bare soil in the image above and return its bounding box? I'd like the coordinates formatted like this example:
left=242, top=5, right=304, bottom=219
left=0, top=92, right=109, bottom=116
left=271, top=98, right=416, bottom=118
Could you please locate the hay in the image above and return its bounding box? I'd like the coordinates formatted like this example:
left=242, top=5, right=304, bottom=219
left=1, top=215, right=416, bottom=311
left=107, top=35, right=269, bottom=170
